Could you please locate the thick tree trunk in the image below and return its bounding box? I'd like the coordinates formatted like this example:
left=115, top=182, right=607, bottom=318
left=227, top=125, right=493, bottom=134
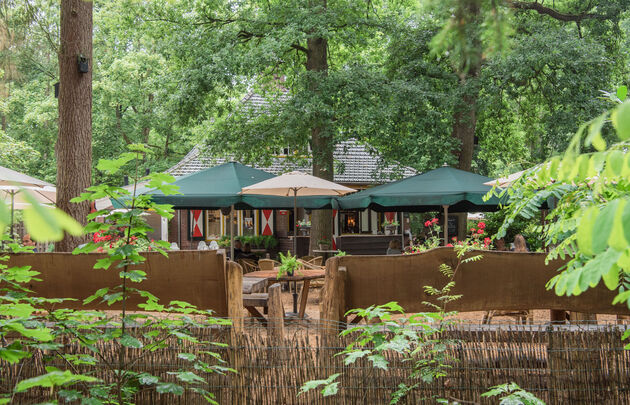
left=305, top=15, right=333, bottom=255
left=450, top=0, right=481, bottom=240
left=56, top=0, right=92, bottom=251
left=451, top=88, right=477, bottom=172
left=451, top=0, right=481, bottom=172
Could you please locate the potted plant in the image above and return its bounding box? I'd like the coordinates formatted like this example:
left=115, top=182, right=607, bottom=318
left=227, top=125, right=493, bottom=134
left=277, top=251, right=301, bottom=278
left=297, top=219, right=311, bottom=235
left=382, top=219, right=400, bottom=235
left=318, top=237, right=332, bottom=250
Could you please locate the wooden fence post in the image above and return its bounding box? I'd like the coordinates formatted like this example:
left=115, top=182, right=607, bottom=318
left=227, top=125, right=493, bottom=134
left=226, top=261, right=243, bottom=333
left=320, top=257, right=347, bottom=340
left=268, top=284, right=284, bottom=341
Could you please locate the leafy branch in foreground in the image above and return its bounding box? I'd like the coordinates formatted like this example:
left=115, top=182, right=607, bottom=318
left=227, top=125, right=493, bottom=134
left=299, top=242, right=486, bottom=403
left=482, top=382, right=546, bottom=405
left=488, top=86, right=630, bottom=343
left=3, top=145, right=233, bottom=404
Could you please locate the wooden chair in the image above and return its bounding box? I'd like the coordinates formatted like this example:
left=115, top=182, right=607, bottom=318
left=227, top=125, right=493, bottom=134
left=237, top=258, right=258, bottom=274
left=298, top=256, right=324, bottom=270
left=483, top=310, right=532, bottom=324
left=300, top=255, right=314, bottom=262
left=258, top=259, right=277, bottom=272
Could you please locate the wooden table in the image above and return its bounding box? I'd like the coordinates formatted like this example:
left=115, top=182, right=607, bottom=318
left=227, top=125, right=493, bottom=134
left=313, top=249, right=339, bottom=262
left=245, top=269, right=325, bottom=318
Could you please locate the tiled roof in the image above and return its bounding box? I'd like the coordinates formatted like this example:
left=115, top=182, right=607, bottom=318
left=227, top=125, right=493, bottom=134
left=167, top=92, right=416, bottom=185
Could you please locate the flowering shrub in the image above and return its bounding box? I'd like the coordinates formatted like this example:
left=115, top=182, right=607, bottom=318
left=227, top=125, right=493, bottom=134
left=406, top=218, right=492, bottom=253
left=92, top=229, right=154, bottom=252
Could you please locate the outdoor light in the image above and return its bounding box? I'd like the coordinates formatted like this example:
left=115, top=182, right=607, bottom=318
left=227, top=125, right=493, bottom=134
left=77, top=54, right=89, bottom=73
left=53, top=82, right=59, bottom=98
left=220, top=207, right=231, bottom=216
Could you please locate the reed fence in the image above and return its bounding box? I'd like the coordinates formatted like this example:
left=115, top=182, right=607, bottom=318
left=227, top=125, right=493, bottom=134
left=2, top=321, right=629, bottom=404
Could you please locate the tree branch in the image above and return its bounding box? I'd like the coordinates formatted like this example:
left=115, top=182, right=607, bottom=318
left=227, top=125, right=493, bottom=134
left=291, top=43, right=308, bottom=53
left=507, top=1, right=606, bottom=22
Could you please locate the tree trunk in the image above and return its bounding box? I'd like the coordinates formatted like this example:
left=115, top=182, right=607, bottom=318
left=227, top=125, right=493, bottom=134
left=450, top=0, right=481, bottom=239
left=56, top=0, right=92, bottom=251
left=451, top=87, right=478, bottom=171
left=451, top=0, right=482, bottom=172
left=305, top=5, right=333, bottom=255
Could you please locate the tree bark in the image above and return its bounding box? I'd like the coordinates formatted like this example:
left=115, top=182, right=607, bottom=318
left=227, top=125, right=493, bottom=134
left=305, top=2, right=333, bottom=255
left=56, top=0, right=92, bottom=251
left=451, top=0, right=481, bottom=172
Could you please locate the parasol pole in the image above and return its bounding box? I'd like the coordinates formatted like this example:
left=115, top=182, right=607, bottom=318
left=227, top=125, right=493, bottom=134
left=293, top=188, right=298, bottom=256
left=10, top=190, right=15, bottom=238
left=230, top=205, right=235, bottom=261
left=401, top=212, right=405, bottom=250
left=442, top=205, right=449, bottom=246
left=292, top=188, right=298, bottom=314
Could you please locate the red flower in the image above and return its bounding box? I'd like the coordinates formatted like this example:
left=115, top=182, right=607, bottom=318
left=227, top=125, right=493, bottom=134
left=477, top=229, right=484, bottom=234
left=484, top=237, right=491, bottom=245
left=424, top=220, right=431, bottom=227
left=478, top=222, right=486, bottom=229
left=451, top=237, right=457, bottom=241
left=446, top=243, right=453, bottom=247
left=431, top=218, right=439, bottom=224
left=470, top=228, right=476, bottom=232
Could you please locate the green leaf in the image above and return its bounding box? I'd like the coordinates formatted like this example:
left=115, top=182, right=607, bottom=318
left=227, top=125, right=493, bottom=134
left=0, top=342, right=31, bottom=363
left=23, top=202, right=83, bottom=242
left=612, top=100, right=630, bottom=140
left=96, top=153, right=135, bottom=174
left=84, top=287, right=109, bottom=305
left=593, top=199, right=620, bottom=254
left=605, top=150, right=625, bottom=177
left=119, top=270, right=147, bottom=282
left=156, top=383, right=184, bottom=395
left=618, top=85, right=628, bottom=102
left=602, top=265, right=620, bottom=290
left=94, top=258, right=114, bottom=270
left=15, top=371, right=99, bottom=392
left=9, top=323, right=54, bottom=341
left=178, top=353, right=196, bottom=361
left=119, top=334, right=143, bottom=349
left=576, top=207, right=598, bottom=256
left=612, top=290, right=630, bottom=306
left=322, top=382, right=340, bottom=397
left=171, top=371, right=204, bottom=383
left=299, top=374, right=340, bottom=397
left=0, top=303, right=36, bottom=317
left=137, top=373, right=159, bottom=385
left=577, top=248, right=622, bottom=294
left=608, top=199, right=629, bottom=252
left=585, top=112, right=607, bottom=151
left=344, top=350, right=370, bottom=365
left=368, top=354, right=388, bottom=370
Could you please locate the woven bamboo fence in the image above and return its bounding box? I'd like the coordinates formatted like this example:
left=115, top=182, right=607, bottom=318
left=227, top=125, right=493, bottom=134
left=2, top=321, right=629, bottom=404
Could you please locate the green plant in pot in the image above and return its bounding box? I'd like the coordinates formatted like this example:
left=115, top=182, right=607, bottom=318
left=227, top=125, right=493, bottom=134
left=382, top=219, right=400, bottom=235
left=318, top=237, right=331, bottom=250
left=277, top=251, right=301, bottom=278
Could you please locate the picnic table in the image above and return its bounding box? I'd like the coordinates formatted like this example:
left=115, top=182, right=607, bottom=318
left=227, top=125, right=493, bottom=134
left=244, top=269, right=325, bottom=319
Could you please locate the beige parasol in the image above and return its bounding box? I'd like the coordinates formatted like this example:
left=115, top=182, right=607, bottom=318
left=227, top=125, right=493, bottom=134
left=241, top=170, right=354, bottom=314
left=0, top=166, right=56, bottom=233
left=241, top=170, right=354, bottom=254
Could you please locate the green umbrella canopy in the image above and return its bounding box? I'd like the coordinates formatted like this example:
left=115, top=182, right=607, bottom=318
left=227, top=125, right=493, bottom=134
left=137, top=162, right=337, bottom=210
left=339, top=166, right=505, bottom=212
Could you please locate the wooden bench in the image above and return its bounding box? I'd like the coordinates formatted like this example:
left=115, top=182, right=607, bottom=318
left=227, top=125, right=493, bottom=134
left=243, top=276, right=267, bottom=294
left=242, top=284, right=284, bottom=328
